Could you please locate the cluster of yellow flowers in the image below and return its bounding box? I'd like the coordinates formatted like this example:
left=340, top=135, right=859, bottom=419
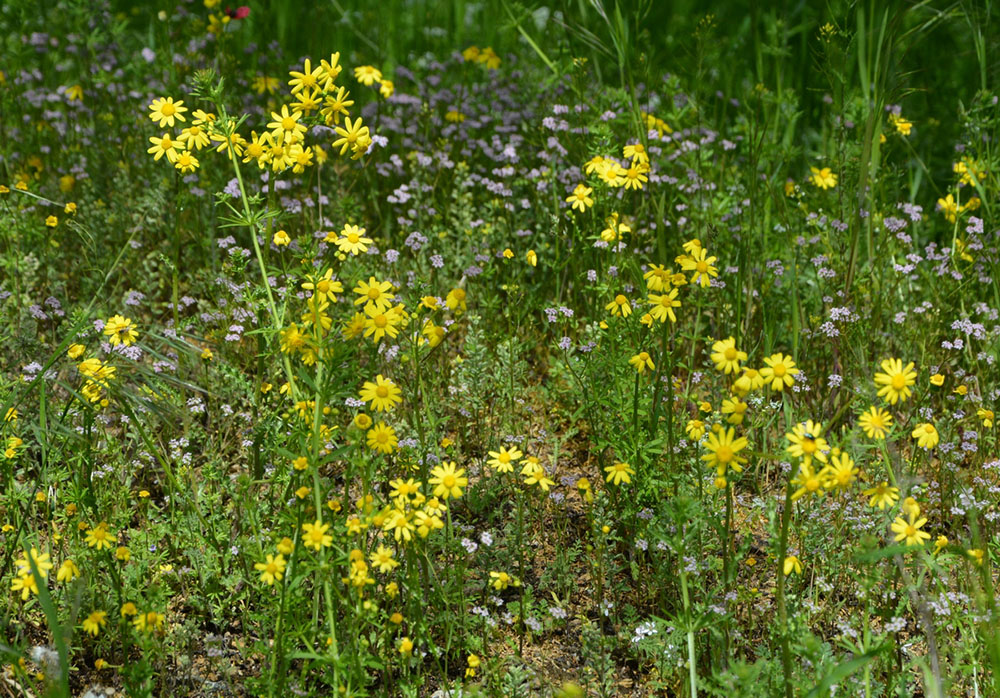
left=461, top=45, right=502, bottom=70
left=146, top=53, right=382, bottom=176
left=485, top=444, right=556, bottom=491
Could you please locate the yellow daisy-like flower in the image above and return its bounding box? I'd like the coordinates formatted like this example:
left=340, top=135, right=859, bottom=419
left=721, top=396, right=748, bottom=425
left=566, top=183, right=594, bottom=212
left=890, top=512, right=931, bottom=547
left=790, top=462, right=823, bottom=501
left=629, top=351, right=655, bottom=374
left=647, top=289, right=681, bottom=322
left=911, top=422, right=939, bottom=449
left=354, top=65, right=383, bottom=86
left=429, top=461, right=468, bottom=500
left=785, top=420, right=829, bottom=467
left=873, top=358, right=917, bottom=404
left=685, top=419, right=706, bottom=441
left=302, top=268, right=344, bottom=303
left=82, top=611, right=108, bottom=637
left=604, top=461, right=635, bottom=486
left=820, top=452, right=857, bottom=492
left=863, top=482, right=900, bottom=510
left=487, top=445, right=523, bottom=473
left=148, top=97, right=187, bottom=128
left=302, top=520, right=333, bottom=551
left=760, top=353, right=799, bottom=391
left=147, top=133, right=185, bottom=162
left=336, top=224, right=373, bottom=255
left=809, top=166, right=837, bottom=189
left=133, top=611, right=165, bottom=633
left=732, top=367, right=765, bottom=395
left=367, top=422, right=398, bottom=454
left=353, top=277, right=395, bottom=313
left=679, top=247, right=718, bottom=288
left=710, top=337, right=747, bottom=374
left=701, top=427, right=749, bottom=475
left=858, top=406, right=892, bottom=439
left=783, top=555, right=802, bottom=576
left=605, top=294, right=632, bottom=318
left=254, top=554, right=287, bottom=585
left=85, top=523, right=116, bottom=550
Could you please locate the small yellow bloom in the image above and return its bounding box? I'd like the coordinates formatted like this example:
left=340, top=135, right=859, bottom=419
left=604, top=461, right=634, bottom=486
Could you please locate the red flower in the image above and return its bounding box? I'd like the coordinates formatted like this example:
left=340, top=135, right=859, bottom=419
left=225, top=5, right=250, bottom=19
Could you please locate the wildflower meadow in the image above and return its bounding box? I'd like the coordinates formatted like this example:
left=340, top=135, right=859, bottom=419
left=2, top=1, right=1000, bottom=696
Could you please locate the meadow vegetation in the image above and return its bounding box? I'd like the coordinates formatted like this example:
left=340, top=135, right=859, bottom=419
left=1, top=0, right=999, bottom=696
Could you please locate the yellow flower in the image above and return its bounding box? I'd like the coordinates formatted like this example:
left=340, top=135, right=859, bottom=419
left=629, top=351, right=655, bottom=374
left=679, top=247, right=718, bottom=288
left=760, top=353, right=799, bottom=391
left=623, top=142, right=649, bottom=164
left=685, top=419, right=706, bottom=441
left=56, top=559, right=80, bottom=582
left=647, top=289, right=681, bottom=322
left=336, top=224, right=373, bottom=255
left=863, top=482, right=900, bottom=510
left=103, top=315, right=139, bottom=346
left=487, top=445, right=523, bottom=473
left=889, top=113, right=912, bottom=136
left=273, top=229, right=290, bottom=246
left=977, top=408, right=994, bottom=428
left=809, top=166, right=837, bottom=189
left=466, top=653, right=481, bottom=678
left=489, top=571, right=521, bottom=591
left=933, top=535, right=948, bottom=555
left=785, top=420, right=829, bottom=467
left=937, top=194, right=958, bottom=223
left=11, top=573, right=39, bottom=599
left=911, top=422, right=939, bottom=449
left=566, top=183, right=594, bottom=212
left=429, top=462, right=468, bottom=500
left=354, top=277, right=395, bottom=313
left=359, top=375, right=403, bottom=412
left=732, top=367, right=765, bottom=395
left=45, top=215, right=58, bottom=227
left=790, top=462, right=823, bottom=501
left=367, top=422, right=398, bottom=454
left=148, top=97, right=188, bottom=128
left=701, top=427, right=749, bottom=476
left=783, top=555, right=802, bottom=576
left=302, top=520, right=333, bottom=551
left=85, top=523, right=116, bottom=550
left=721, top=396, right=748, bottom=425
left=604, top=461, right=635, bottom=486
left=820, top=452, right=857, bottom=492
left=354, top=65, right=383, bottom=86
left=873, top=358, right=917, bottom=404
left=82, top=611, right=107, bottom=637
left=133, top=610, right=165, bottom=633
left=605, top=294, right=632, bottom=318
left=890, top=512, right=931, bottom=547
left=710, top=337, right=747, bottom=374
left=446, top=287, right=468, bottom=313
left=859, top=406, right=892, bottom=439
left=254, top=554, right=287, bottom=585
